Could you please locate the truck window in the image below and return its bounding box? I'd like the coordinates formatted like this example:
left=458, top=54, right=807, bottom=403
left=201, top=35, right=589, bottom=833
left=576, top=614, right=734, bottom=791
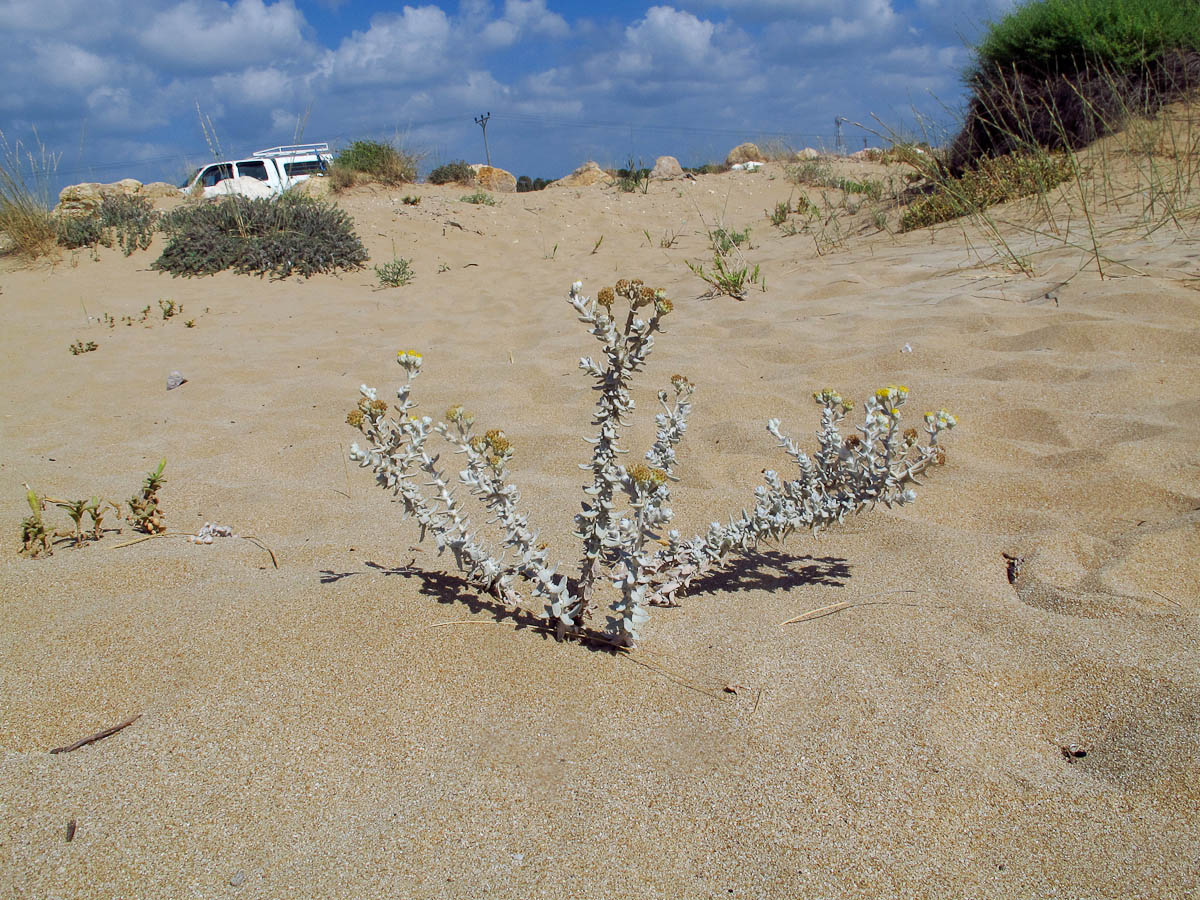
left=200, top=164, right=234, bottom=187
left=237, top=160, right=270, bottom=181
left=284, top=159, right=326, bottom=177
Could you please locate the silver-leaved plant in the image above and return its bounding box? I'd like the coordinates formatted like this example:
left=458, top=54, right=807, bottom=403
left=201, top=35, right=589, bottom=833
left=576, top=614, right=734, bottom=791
left=348, top=280, right=956, bottom=648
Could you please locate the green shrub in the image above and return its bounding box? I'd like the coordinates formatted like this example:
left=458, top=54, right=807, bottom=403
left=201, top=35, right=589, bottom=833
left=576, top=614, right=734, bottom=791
left=55, top=213, right=106, bottom=250
left=516, top=175, right=550, bottom=192
left=54, top=193, right=158, bottom=255
left=375, top=255, right=414, bottom=287
left=428, top=160, right=475, bottom=185
left=99, top=193, right=158, bottom=254
left=329, top=140, right=417, bottom=188
left=460, top=190, right=496, bottom=206
left=950, top=0, right=1200, bottom=171
left=900, top=150, right=1075, bottom=232
left=974, top=0, right=1200, bottom=77
left=152, top=194, right=368, bottom=279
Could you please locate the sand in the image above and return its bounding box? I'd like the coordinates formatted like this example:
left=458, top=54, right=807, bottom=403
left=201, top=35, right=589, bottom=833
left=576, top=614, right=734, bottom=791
left=1, top=138, right=1198, bottom=898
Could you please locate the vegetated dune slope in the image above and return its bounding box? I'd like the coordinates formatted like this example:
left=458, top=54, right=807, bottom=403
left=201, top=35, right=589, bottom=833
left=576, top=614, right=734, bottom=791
left=2, top=125, right=1198, bottom=898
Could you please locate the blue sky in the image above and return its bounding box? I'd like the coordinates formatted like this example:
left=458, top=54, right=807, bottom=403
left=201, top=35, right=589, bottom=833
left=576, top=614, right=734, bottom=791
left=1, top=0, right=1015, bottom=191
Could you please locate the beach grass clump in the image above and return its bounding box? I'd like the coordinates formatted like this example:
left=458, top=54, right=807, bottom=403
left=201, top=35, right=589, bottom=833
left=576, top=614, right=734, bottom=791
left=152, top=194, right=368, bottom=279
left=0, top=129, right=58, bottom=259
left=328, top=140, right=418, bottom=190
left=950, top=0, right=1200, bottom=172
left=615, top=158, right=652, bottom=193
left=428, top=161, right=475, bottom=185
left=900, top=149, right=1075, bottom=231
left=347, top=281, right=955, bottom=649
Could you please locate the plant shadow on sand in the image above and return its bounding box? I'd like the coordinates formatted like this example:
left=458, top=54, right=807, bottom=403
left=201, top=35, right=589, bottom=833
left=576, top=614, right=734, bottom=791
left=318, top=550, right=851, bottom=647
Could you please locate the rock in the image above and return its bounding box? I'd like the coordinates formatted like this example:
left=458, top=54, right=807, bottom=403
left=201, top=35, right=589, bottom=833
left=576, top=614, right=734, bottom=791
left=550, top=161, right=609, bottom=188
left=290, top=177, right=331, bottom=198
left=649, top=156, right=683, bottom=180
left=56, top=182, right=104, bottom=216
left=140, top=182, right=182, bottom=199
left=56, top=178, right=178, bottom=215
left=795, top=147, right=820, bottom=160
left=470, top=164, right=517, bottom=193
left=204, top=176, right=275, bottom=200
left=725, top=142, right=765, bottom=166
left=230, top=871, right=246, bottom=888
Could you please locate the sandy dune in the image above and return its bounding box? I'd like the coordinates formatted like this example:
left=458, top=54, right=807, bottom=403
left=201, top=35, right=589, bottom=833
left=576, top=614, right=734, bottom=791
left=2, top=143, right=1198, bottom=898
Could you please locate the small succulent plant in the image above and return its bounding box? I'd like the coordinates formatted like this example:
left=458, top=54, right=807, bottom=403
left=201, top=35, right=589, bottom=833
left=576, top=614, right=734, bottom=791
left=348, top=281, right=955, bottom=648
left=127, top=458, right=167, bottom=534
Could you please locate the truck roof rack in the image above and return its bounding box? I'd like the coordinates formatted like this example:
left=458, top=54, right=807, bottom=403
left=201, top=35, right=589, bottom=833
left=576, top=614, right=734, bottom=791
left=252, top=143, right=330, bottom=159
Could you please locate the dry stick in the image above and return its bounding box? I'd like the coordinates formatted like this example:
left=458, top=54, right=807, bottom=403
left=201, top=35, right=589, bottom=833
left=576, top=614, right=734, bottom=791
left=111, top=531, right=279, bottom=568
left=50, top=714, right=141, bottom=754
left=779, top=590, right=950, bottom=627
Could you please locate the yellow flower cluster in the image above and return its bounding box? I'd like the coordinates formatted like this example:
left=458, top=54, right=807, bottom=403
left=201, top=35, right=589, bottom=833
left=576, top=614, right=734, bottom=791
left=396, top=349, right=423, bottom=373
left=924, top=409, right=957, bottom=429
left=445, top=405, right=475, bottom=427
left=627, top=463, right=668, bottom=488
left=469, top=428, right=514, bottom=469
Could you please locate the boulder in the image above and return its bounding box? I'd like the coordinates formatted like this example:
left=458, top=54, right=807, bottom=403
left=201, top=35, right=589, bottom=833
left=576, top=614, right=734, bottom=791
left=140, top=181, right=182, bottom=199
left=470, top=164, right=517, bottom=193
left=795, top=147, right=820, bottom=160
left=725, top=142, right=765, bottom=166
left=550, top=161, right=609, bottom=188
left=56, top=178, right=181, bottom=215
left=56, top=182, right=105, bottom=216
left=649, top=155, right=683, bottom=179
left=205, top=176, right=275, bottom=200
left=290, top=177, right=332, bottom=198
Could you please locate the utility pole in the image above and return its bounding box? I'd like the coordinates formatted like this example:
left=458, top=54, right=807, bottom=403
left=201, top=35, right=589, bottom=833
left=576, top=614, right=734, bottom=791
left=475, top=112, right=491, bottom=167
left=835, top=116, right=846, bottom=155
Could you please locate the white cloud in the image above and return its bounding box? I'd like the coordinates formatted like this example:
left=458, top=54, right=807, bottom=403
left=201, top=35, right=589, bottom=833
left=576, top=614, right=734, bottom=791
left=479, top=0, right=568, bottom=48
left=212, top=66, right=293, bottom=107
left=320, top=6, right=453, bottom=85
left=139, top=0, right=311, bottom=72
left=31, top=41, right=111, bottom=89
left=611, top=6, right=731, bottom=78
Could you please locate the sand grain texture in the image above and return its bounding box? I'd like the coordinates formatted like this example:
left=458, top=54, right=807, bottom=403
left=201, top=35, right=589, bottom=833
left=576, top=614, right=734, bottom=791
left=2, top=152, right=1198, bottom=898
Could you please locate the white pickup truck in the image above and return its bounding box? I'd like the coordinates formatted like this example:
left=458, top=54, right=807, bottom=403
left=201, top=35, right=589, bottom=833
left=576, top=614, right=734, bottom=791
left=181, top=143, right=333, bottom=198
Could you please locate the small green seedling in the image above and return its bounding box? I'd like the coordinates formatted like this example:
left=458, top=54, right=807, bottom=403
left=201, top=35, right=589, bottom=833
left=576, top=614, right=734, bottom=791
left=19, top=488, right=50, bottom=557
left=591, top=235, right=604, bottom=254
left=51, top=498, right=90, bottom=547
left=159, top=298, right=182, bottom=320
left=84, top=496, right=120, bottom=540
left=69, top=340, right=98, bottom=355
